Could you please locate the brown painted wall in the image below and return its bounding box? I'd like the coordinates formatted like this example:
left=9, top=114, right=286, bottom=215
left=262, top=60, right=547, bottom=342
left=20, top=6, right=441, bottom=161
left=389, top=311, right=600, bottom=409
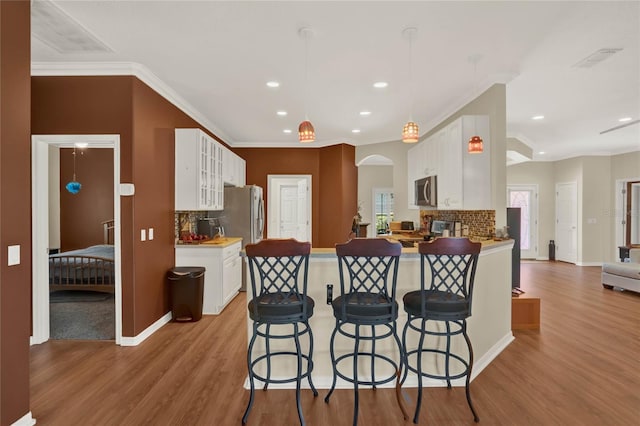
left=319, top=144, right=358, bottom=246
left=235, top=144, right=357, bottom=247
left=32, top=76, right=203, bottom=336
left=60, top=148, right=114, bottom=251
left=0, top=2, right=32, bottom=424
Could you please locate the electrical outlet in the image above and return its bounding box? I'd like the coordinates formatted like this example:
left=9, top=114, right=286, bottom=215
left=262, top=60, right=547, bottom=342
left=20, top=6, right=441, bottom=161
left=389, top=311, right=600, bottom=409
left=149, top=228, right=154, bottom=240
left=141, top=229, right=146, bottom=241
left=8, top=245, right=20, bottom=266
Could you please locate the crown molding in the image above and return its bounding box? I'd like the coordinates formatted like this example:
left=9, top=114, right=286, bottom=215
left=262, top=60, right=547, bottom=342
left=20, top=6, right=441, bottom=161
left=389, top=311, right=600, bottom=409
left=31, top=61, right=235, bottom=146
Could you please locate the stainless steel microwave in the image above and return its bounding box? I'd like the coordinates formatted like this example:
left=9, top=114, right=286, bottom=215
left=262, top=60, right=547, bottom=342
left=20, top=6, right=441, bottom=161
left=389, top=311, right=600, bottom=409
left=415, top=176, right=437, bottom=207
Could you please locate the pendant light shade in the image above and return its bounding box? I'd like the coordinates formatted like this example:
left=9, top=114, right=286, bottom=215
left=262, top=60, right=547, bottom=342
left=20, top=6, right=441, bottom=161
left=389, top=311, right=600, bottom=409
left=298, top=120, right=315, bottom=143
left=468, top=135, right=484, bottom=154
left=402, top=27, right=419, bottom=144
left=299, top=27, right=315, bottom=143
left=467, top=54, right=484, bottom=154
left=402, top=121, right=419, bottom=143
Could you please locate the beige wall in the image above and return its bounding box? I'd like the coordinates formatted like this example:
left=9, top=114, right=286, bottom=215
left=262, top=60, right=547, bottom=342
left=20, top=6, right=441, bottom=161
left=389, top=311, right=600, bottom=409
left=508, top=152, right=639, bottom=264
left=357, top=165, right=393, bottom=237
left=356, top=141, right=415, bottom=226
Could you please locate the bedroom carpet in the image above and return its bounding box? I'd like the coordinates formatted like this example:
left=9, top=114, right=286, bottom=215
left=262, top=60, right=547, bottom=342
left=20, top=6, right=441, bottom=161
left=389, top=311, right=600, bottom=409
left=50, top=291, right=115, bottom=340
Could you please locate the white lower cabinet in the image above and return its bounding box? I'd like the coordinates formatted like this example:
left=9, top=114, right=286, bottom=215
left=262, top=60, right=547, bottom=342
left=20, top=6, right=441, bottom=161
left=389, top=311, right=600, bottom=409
left=175, top=241, right=242, bottom=314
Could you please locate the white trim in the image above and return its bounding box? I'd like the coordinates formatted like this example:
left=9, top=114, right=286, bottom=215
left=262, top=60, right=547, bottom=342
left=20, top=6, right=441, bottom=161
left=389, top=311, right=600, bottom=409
left=243, top=331, right=514, bottom=390
left=31, top=61, right=233, bottom=146
left=120, top=312, right=172, bottom=347
left=577, top=261, right=603, bottom=267
left=31, top=134, right=122, bottom=345
left=10, top=411, right=36, bottom=426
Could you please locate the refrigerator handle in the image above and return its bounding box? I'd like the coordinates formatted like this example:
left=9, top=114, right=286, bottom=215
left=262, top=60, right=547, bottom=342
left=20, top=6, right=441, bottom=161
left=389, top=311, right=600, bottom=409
left=257, top=197, right=264, bottom=239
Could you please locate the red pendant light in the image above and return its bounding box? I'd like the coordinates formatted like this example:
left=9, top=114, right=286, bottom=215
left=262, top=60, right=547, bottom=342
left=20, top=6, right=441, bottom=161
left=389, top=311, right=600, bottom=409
left=299, top=28, right=315, bottom=143
left=468, top=135, right=484, bottom=154
left=298, top=120, right=315, bottom=143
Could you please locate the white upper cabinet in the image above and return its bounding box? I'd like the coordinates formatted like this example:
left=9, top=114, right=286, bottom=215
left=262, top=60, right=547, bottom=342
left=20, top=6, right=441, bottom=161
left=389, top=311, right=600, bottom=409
left=407, top=115, right=491, bottom=210
left=222, top=146, right=246, bottom=187
left=175, top=128, right=224, bottom=210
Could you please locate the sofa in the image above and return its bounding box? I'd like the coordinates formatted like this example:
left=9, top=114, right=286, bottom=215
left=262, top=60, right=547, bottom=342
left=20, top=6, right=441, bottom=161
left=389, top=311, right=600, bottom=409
left=602, top=248, right=640, bottom=293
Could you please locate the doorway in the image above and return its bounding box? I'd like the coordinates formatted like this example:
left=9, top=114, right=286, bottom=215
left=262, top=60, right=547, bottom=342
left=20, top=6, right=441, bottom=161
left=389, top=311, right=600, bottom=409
left=32, top=134, right=122, bottom=345
left=267, top=175, right=312, bottom=242
left=507, top=185, right=538, bottom=259
left=555, top=182, right=578, bottom=264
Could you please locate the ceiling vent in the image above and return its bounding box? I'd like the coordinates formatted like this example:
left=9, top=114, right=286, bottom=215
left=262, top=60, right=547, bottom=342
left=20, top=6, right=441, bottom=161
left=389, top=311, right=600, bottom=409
left=31, top=0, right=113, bottom=54
left=573, top=48, right=623, bottom=68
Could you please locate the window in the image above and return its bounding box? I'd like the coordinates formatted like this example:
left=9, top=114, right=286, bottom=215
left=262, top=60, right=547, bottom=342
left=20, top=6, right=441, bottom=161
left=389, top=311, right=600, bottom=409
left=373, top=189, right=394, bottom=234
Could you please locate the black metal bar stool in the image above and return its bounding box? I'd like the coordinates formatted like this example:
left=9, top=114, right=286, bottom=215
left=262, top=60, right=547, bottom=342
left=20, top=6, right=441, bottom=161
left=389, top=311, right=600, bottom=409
left=325, top=238, right=405, bottom=426
left=242, top=239, right=318, bottom=426
left=400, top=237, right=481, bottom=423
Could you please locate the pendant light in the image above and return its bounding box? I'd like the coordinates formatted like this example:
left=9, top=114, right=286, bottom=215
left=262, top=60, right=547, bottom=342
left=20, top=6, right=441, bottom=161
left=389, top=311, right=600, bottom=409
left=402, top=27, right=419, bottom=143
left=65, top=147, right=82, bottom=194
left=468, top=54, right=484, bottom=154
left=298, top=27, right=315, bottom=143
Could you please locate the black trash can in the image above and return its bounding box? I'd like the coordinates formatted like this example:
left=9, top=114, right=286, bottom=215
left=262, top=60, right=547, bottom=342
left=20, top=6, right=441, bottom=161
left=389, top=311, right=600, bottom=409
left=167, top=267, right=205, bottom=322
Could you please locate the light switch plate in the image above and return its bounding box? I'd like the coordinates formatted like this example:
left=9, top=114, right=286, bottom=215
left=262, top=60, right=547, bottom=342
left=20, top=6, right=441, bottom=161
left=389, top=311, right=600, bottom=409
left=141, top=229, right=146, bottom=241
left=149, top=228, right=154, bottom=240
left=8, top=245, right=20, bottom=266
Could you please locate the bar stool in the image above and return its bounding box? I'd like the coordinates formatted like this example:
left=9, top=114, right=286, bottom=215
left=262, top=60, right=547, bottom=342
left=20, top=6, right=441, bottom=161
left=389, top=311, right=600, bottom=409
left=325, top=238, right=405, bottom=426
left=242, top=239, right=318, bottom=426
left=401, top=237, right=481, bottom=423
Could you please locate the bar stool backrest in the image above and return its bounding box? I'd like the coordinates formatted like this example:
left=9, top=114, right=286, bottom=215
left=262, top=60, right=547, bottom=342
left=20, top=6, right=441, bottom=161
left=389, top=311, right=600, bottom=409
left=335, top=238, right=402, bottom=322
left=418, top=237, right=481, bottom=317
left=246, top=238, right=312, bottom=321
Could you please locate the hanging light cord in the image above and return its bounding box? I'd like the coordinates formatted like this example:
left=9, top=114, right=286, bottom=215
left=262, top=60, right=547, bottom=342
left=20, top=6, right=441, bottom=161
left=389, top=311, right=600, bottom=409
left=409, top=32, right=414, bottom=121
left=72, top=147, right=77, bottom=181
left=304, top=30, right=310, bottom=121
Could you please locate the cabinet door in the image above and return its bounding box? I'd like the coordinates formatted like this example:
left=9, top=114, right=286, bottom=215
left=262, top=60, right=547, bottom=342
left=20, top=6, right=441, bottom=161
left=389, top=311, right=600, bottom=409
left=199, top=133, right=211, bottom=209
left=237, top=157, right=246, bottom=187
left=436, top=122, right=463, bottom=209
left=212, top=142, right=224, bottom=210
left=222, top=252, right=241, bottom=306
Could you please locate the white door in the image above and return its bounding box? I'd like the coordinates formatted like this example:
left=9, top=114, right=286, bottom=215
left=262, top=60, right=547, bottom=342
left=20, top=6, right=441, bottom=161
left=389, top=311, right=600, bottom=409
left=267, top=175, right=312, bottom=243
left=31, top=135, right=122, bottom=345
left=508, top=185, right=538, bottom=259
left=555, top=182, right=578, bottom=263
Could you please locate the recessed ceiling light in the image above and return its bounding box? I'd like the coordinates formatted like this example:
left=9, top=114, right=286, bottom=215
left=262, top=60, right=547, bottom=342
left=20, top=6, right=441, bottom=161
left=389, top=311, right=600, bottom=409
left=283, top=129, right=292, bottom=134
left=359, top=111, right=371, bottom=116
left=266, top=81, right=280, bottom=88
left=538, top=151, right=546, bottom=155
left=619, top=117, right=632, bottom=122
left=276, top=111, right=287, bottom=116
left=373, top=82, right=388, bottom=88
left=352, top=129, right=361, bottom=134
left=532, top=115, right=544, bottom=120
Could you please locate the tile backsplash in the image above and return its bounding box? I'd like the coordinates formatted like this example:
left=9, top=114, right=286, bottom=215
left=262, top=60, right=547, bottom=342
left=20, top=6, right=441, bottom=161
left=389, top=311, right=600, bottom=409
left=420, top=210, right=496, bottom=239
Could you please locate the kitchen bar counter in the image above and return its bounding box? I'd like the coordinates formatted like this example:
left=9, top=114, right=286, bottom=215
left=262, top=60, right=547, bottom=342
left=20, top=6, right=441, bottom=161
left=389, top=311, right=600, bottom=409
left=245, top=238, right=515, bottom=389
left=175, top=237, right=242, bottom=248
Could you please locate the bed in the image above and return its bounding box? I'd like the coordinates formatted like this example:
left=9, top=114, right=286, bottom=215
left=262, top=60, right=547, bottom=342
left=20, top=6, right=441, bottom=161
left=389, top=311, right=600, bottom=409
left=49, top=220, right=116, bottom=294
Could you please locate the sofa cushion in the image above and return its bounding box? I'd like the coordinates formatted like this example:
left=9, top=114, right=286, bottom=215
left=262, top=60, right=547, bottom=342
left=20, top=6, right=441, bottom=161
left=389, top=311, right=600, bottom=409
left=602, top=262, right=640, bottom=280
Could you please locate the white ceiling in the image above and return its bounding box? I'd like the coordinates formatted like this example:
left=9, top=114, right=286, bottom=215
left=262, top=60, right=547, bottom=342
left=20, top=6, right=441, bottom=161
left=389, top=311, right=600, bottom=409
left=31, top=1, right=640, bottom=162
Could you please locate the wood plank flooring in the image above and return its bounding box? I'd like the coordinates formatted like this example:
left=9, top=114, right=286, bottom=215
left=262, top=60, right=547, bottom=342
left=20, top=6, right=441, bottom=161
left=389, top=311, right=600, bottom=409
left=30, top=261, right=640, bottom=425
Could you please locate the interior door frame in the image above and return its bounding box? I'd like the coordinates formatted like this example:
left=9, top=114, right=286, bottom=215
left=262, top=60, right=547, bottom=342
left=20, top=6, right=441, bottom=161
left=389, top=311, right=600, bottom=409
left=31, top=134, right=122, bottom=345
left=267, top=175, right=312, bottom=243
left=507, top=184, right=539, bottom=259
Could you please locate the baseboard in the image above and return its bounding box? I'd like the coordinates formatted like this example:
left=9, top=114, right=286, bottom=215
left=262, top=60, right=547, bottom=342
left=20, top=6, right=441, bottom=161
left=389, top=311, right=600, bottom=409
left=120, top=311, right=172, bottom=347
left=243, top=331, right=515, bottom=390
left=577, top=261, right=603, bottom=267
left=11, top=411, right=36, bottom=426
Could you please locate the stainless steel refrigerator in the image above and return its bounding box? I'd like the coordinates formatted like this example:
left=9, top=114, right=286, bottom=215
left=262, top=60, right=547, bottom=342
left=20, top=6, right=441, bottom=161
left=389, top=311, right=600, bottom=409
left=214, top=185, right=264, bottom=290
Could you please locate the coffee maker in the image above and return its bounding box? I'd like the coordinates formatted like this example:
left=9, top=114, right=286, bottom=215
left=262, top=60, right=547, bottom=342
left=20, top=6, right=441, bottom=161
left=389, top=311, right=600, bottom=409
left=197, top=218, right=224, bottom=239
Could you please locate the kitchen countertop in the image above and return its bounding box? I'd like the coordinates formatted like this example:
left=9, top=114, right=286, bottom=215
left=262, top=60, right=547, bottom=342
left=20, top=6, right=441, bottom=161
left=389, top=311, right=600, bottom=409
left=307, top=238, right=513, bottom=258
left=175, top=237, right=242, bottom=248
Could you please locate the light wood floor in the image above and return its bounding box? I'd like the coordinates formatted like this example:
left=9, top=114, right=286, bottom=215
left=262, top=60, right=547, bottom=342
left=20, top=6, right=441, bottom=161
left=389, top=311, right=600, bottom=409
left=31, top=262, right=640, bottom=425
